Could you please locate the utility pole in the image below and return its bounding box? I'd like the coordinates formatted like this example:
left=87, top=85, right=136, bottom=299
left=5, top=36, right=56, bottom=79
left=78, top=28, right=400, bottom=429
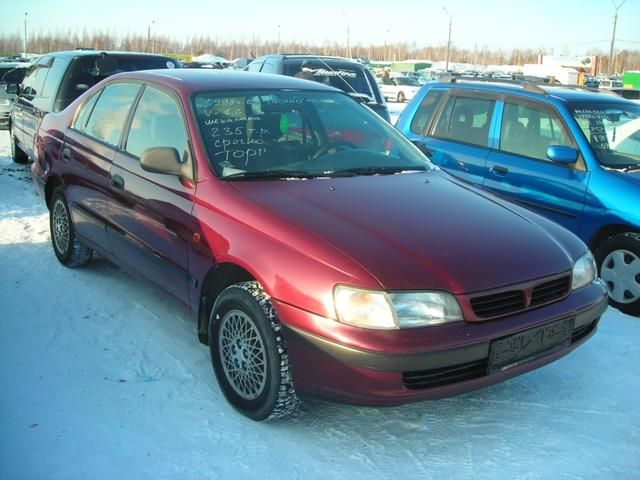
left=443, top=7, right=453, bottom=72
left=277, top=25, right=281, bottom=54
left=23, top=12, right=28, bottom=57
left=608, top=0, right=626, bottom=76
left=342, top=13, right=351, bottom=58
left=147, top=20, right=155, bottom=53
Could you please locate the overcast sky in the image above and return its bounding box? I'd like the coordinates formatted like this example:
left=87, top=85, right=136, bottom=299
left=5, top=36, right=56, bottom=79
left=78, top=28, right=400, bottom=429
left=1, top=0, right=639, bottom=52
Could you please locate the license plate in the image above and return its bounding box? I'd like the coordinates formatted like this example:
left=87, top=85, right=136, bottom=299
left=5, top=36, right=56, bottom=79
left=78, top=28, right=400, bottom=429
left=488, top=318, right=574, bottom=373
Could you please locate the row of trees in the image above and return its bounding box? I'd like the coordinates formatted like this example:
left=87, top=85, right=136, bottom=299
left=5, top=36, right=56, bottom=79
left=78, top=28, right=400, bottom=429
left=1, top=31, right=639, bottom=73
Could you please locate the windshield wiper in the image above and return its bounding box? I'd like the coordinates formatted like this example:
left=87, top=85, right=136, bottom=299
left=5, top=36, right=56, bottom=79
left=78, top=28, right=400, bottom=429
left=623, top=164, right=640, bottom=172
left=224, top=170, right=319, bottom=180
left=326, top=166, right=430, bottom=177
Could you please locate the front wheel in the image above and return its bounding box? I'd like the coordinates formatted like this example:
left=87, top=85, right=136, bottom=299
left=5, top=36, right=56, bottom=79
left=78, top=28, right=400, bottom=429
left=596, top=233, right=640, bottom=316
left=50, top=187, right=93, bottom=267
left=209, top=281, right=300, bottom=420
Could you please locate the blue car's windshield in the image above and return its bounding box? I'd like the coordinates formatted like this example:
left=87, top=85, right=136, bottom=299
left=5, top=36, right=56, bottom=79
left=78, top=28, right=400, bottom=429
left=193, top=90, right=432, bottom=179
left=570, top=102, right=640, bottom=170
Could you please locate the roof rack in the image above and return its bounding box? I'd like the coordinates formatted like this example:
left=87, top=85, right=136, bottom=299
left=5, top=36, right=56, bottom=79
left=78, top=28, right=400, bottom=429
left=438, top=74, right=549, bottom=95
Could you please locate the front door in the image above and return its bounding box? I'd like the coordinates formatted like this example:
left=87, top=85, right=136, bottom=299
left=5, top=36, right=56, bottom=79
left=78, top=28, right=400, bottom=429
left=483, top=97, right=588, bottom=234
left=108, top=85, right=195, bottom=306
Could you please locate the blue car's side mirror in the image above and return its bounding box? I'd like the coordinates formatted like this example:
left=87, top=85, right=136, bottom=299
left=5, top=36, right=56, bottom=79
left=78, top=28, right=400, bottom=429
left=547, top=145, right=578, bottom=164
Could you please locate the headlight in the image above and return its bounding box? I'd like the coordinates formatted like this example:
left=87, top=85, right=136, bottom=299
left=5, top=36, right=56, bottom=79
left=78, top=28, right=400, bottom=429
left=334, top=286, right=396, bottom=329
left=334, top=286, right=463, bottom=329
left=571, top=251, right=597, bottom=290
left=389, top=292, right=463, bottom=327
left=0, top=98, right=10, bottom=107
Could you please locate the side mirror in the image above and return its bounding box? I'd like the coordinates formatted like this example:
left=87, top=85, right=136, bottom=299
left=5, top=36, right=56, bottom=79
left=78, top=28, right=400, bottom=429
left=546, top=145, right=578, bottom=164
left=411, top=140, right=434, bottom=158
left=140, top=147, right=184, bottom=176
left=5, top=83, right=19, bottom=95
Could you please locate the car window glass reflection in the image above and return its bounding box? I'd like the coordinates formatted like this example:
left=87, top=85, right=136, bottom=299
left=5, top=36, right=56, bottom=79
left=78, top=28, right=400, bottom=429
left=125, top=86, right=188, bottom=162
left=83, top=83, right=141, bottom=146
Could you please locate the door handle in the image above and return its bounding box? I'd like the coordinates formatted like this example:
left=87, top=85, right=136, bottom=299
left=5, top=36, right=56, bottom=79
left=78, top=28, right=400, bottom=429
left=111, top=174, right=125, bottom=190
left=491, top=165, right=509, bottom=176
left=62, top=148, right=72, bottom=162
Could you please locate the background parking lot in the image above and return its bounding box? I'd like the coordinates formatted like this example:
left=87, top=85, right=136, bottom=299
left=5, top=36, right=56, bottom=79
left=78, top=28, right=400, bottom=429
left=0, top=129, right=639, bottom=480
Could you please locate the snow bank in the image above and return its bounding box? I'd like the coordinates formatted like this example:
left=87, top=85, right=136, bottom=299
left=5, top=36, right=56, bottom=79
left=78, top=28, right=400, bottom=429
left=0, top=130, right=638, bottom=480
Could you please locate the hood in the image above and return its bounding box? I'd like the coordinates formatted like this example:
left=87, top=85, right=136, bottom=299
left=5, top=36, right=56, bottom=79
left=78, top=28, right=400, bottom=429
left=232, top=171, right=576, bottom=294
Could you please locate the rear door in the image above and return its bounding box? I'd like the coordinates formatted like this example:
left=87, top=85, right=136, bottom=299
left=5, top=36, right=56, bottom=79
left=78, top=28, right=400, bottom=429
left=62, top=82, right=142, bottom=249
left=418, top=90, right=497, bottom=186
left=108, top=84, right=195, bottom=305
left=483, top=97, right=588, bottom=234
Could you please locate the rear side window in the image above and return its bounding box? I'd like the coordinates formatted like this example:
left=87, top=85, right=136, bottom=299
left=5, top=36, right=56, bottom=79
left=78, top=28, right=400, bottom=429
left=21, top=57, right=53, bottom=99
left=433, top=96, right=495, bottom=147
left=259, top=58, right=279, bottom=74
left=246, top=60, right=264, bottom=72
left=56, top=55, right=178, bottom=112
left=125, top=86, right=189, bottom=162
left=72, top=89, right=102, bottom=131
left=410, top=89, right=445, bottom=135
left=82, top=83, right=141, bottom=147
left=500, top=101, right=573, bottom=161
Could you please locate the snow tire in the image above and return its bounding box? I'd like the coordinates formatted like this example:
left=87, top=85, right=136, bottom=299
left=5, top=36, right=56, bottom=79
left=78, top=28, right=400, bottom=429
left=49, top=187, right=93, bottom=268
left=209, top=281, right=300, bottom=420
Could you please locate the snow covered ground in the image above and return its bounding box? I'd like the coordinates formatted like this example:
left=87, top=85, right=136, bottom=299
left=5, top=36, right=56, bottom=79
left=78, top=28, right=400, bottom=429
left=0, top=128, right=639, bottom=480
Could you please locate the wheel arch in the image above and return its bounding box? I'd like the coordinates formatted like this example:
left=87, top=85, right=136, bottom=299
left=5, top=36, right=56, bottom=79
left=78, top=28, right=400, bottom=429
left=589, top=224, right=640, bottom=254
left=197, top=262, right=256, bottom=345
left=44, top=175, right=64, bottom=210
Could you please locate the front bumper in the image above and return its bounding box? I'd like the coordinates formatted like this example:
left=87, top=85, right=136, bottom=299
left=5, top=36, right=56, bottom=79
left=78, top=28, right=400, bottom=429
left=276, top=281, right=608, bottom=406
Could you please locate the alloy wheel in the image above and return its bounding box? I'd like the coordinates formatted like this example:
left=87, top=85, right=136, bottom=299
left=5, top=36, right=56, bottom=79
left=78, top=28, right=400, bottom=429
left=52, top=199, right=70, bottom=255
left=218, top=309, right=267, bottom=400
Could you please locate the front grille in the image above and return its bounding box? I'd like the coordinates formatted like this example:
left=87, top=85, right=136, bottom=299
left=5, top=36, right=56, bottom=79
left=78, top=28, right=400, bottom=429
left=403, top=319, right=595, bottom=391
left=531, top=276, right=570, bottom=306
left=470, top=290, right=525, bottom=318
left=402, top=359, right=488, bottom=390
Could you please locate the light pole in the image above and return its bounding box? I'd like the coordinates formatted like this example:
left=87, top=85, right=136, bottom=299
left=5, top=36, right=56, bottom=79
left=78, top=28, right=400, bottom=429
left=147, top=20, right=155, bottom=53
left=23, top=12, right=28, bottom=57
left=342, top=13, right=351, bottom=58
left=384, top=28, right=390, bottom=61
left=277, top=24, right=281, bottom=54
left=608, top=0, right=626, bottom=77
left=443, top=6, right=453, bottom=72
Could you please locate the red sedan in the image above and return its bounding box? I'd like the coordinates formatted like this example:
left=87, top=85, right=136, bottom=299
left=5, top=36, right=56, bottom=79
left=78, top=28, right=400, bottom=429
left=32, top=69, right=608, bottom=420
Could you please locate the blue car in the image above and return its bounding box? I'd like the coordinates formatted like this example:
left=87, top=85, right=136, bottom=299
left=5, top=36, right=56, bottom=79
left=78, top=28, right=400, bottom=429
left=396, top=80, right=640, bottom=316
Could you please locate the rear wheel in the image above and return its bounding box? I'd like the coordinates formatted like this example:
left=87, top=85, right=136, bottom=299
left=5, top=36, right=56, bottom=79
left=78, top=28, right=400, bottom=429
left=209, top=281, right=300, bottom=420
left=50, top=187, right=93, bottom=267
left=10, top=126, right=29, bottom=164
left=596, top=233, right=640, bottom=316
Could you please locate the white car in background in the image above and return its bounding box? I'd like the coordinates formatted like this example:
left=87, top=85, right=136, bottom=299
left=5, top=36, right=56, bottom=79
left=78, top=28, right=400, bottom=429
left=379, top=75, right=421, bottom=103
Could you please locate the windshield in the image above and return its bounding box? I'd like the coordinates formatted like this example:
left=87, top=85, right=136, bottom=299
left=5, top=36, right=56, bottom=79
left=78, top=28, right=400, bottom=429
left=284, top=62, right=376, bottom=101
left=397, top=77, right=420, bottom=86
left=570, top=103, right=640, bottom=169
left=193, top=90, right=431, bottom=179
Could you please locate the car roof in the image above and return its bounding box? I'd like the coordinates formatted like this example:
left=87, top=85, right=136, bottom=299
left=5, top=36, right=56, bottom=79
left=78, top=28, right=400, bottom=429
left=108, top=69, right=341, bottom=94
left=260, top=54, right=366, bottom=65
left=431, top=81, right=635, bottom=105
left=0, top=61, right=31, bottom=67
left=38, top=50, right=175, bottom=59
